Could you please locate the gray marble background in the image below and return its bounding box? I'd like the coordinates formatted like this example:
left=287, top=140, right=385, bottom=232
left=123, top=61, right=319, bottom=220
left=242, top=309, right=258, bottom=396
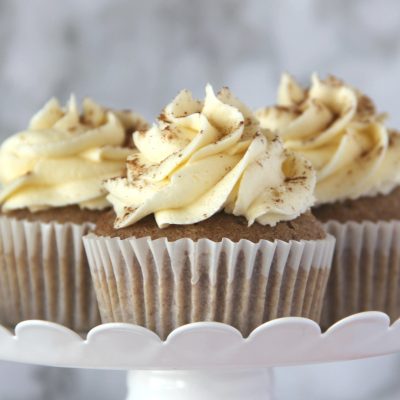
left=1, top=0, right=400, bottom=134
left=0, top=0, right=400, bottom=398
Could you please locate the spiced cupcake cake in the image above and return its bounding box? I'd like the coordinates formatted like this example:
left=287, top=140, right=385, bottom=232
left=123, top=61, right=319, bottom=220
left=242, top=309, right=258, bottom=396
left=0, top=96, right=147, bottom=331
left=84, top=85, right=335, bottom=339
left=256, top=74, right=400, bottom=326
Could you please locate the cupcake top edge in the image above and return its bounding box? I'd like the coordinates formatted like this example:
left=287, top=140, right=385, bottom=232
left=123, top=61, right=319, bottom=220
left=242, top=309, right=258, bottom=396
left=104, top=84, right=317, bottom=230
left=255, top=73, right=400, bottom=205
left=0, top=96, right=148, bottom=213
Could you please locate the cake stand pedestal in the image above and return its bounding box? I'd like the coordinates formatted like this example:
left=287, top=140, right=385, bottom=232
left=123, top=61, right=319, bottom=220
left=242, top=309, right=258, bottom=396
left=126, top=369, right=274, bottom=400
left=0, top=312, right=399, bottom=399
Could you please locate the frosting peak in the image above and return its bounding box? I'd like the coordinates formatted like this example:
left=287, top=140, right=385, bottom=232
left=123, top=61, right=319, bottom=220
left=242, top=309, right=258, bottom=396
left=105, top=85, right=316, bottom=229
left=0, top=97, right=147, bottom=212
left=256, top=74, right=400, bottom=204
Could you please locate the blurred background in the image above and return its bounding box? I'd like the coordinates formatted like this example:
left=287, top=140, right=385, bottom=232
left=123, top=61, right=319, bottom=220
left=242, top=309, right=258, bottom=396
left=1, top=0, right=400, bottom=398
left=1, top=0, right=400, bottom=135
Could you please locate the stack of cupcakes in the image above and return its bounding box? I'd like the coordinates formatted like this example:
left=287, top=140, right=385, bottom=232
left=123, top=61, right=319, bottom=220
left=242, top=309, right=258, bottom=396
left=4, top=75, right=399, bottom=339
left=257, top=74, right=400, bottom=326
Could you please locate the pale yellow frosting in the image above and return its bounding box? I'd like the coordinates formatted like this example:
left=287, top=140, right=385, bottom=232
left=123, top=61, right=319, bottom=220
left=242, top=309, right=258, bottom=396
left=0, top=97, right=147, bottom=212
left=105, top=85, right=316, bottom=229
left=256, top=74, right=400, bottom=204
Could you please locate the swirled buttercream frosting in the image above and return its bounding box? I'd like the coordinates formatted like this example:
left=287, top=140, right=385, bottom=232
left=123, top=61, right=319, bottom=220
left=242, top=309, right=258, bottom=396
left=256, top=74, right=400, bottom=204
left=105, top=85, right=316, bottom=229
left=0, top=97, right=147, bottom=212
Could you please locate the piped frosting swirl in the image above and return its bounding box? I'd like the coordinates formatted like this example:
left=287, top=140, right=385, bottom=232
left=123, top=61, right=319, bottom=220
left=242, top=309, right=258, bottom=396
left=105, top=85, right=316, bottom=229
left=0, top=97, right=147, bottom=212
left=256, top=74, right=400, bottom=204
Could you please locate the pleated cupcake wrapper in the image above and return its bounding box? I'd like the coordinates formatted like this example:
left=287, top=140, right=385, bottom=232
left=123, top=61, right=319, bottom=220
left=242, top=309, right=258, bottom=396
left=0, top=216, right=100, bottom=332
left=321, top=220, right=400, bottom=328
left=84, top=234, right=335, bottom=339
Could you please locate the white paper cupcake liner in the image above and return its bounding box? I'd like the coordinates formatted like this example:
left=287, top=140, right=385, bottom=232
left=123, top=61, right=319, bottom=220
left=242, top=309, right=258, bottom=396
left=321, top=220, right=400, bottom=328
left=0, top=216, right=100, bottom=332
left=84, top=234, right=335, bottom=339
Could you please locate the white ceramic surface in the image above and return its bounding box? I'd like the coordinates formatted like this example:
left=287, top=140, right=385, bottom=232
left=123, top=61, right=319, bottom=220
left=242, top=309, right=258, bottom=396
left=126, top=369, right=274, bottom=400
left=0, top=312, right=399, bottom=370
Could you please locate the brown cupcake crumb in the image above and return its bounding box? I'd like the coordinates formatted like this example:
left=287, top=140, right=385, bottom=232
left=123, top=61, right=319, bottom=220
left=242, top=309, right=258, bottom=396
left=2, top=205, right=105, bottom=225
left=95, top=211, right=326, bottom=242
left=313, top=186, right=400, bottom=223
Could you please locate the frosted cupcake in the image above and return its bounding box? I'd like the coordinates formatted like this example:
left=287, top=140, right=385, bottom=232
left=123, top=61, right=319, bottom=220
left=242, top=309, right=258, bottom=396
left=0, top=97, right=147, bottom=331
left=84, top=85, right=335, bottom=339
left=256, top=74, right=400, bottom=326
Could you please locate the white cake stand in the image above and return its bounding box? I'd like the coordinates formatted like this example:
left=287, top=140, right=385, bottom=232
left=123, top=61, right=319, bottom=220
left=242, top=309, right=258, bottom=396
left=0, top=312, right=399, bottom=399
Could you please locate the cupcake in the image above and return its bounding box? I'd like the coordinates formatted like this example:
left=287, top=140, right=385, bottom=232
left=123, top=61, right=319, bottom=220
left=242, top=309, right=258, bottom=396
left=0, top=96, right=147, bottom=331
left=256, top=74, right=400, bottom=326
left=83, top=85, right=335, bottom=339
